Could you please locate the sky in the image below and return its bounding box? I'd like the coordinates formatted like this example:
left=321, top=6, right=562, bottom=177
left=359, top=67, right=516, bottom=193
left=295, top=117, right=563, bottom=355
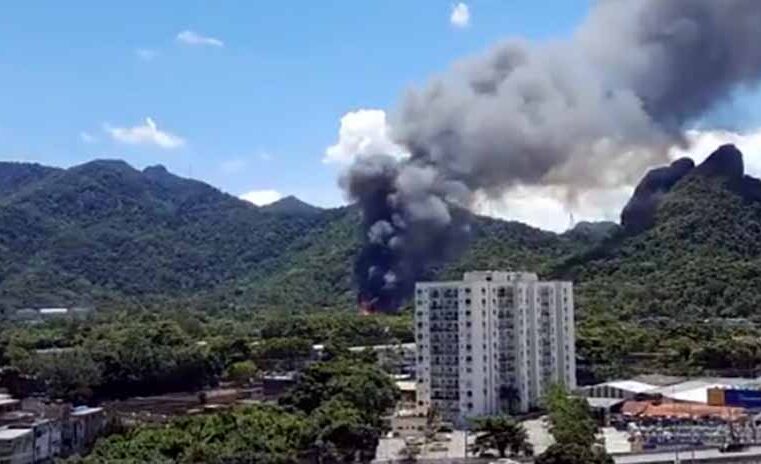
left=2, top=0, right=761, bottom=232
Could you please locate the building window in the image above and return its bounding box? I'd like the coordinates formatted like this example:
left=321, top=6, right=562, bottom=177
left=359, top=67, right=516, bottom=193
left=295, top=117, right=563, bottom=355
left=467, top=390, right=473, bottom=397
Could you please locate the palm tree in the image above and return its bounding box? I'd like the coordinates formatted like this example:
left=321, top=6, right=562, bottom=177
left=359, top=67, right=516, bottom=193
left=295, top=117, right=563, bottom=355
left=470, top=416, right=534, bottom=458
left=425, top=405, right=442, bottom=441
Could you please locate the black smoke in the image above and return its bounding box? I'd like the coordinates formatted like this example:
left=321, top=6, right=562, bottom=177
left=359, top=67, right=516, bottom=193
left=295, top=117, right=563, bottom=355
left=343, top=0, right=761, bottom=311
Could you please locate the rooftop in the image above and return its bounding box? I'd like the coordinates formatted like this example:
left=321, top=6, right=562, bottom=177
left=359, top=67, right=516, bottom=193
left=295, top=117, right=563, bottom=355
left=463, top=271, right=539, bottom=282
left=347, top=342, right=416, bottom=352
left=395, top=381, right=417, bottom=392
left=651, top=377, right=761, bottom=402
left=622, top=400, right=745, bottom=421
left=38, top=308, right=69, bottom=314
left=0, top=428, right=32, bottom=440
left=71, top=406, right=103, bottom=416
left=603, top=380, right=658, bottom=394
left=586, top=397, right=626, bottom=409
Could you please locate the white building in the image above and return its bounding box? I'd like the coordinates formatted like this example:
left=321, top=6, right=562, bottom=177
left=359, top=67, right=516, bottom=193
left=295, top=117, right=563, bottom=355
left=0, top=428, right=33, bottom=464
left=415, top=271, right=576, bottom=424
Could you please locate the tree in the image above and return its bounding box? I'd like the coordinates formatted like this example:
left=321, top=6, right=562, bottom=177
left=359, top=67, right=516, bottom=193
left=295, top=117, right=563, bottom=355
left=470, top=416, right=533, bottom=458
left=24, top=348, right=101, bottom=402
left=280, top=358, right=398, bottom=427
left=540, top=385, right=613, bottom=464
left=226, top=360, right=258, bottom=385
left=536, top=443, right=613, bottom=464
left=544, top=384, right=597, bottom=448
left=308, top=399, right=379, bottom=463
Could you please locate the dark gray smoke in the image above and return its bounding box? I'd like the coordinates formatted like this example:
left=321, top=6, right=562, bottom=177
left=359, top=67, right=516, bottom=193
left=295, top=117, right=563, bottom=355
left=343, top=0, right=761, bottom=311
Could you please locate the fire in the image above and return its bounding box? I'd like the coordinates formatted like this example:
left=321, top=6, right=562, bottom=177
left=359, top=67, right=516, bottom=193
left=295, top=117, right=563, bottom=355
left=358, top=297, right=376, bottom=316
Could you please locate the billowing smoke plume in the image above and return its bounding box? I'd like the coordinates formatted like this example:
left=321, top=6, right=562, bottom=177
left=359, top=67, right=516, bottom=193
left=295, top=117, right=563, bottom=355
left=342, top=0, right=761, bottom=311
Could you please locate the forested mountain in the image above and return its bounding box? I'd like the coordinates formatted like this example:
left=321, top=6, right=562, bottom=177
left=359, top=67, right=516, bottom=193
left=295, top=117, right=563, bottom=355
left=558, top=145, right=761, bottom=322
left=3, top=144, right=761, bottom=327
left=0, top=160, right=332, bottom=312
left=0, top=159, right=583, bottom=314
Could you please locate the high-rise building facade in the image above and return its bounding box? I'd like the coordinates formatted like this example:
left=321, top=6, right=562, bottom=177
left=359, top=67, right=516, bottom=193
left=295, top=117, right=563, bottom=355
left=414, top=271, right=575, bottom=424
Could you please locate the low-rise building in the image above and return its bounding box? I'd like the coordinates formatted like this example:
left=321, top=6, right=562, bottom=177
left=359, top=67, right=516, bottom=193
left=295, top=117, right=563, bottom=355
left=349, top=343, right=417, bottom=377
left=64, top=407, right=105, bottom=456
left=9, top=420, right=61, bottom=463
left=0, top=428, right=33, bottom=464
left=396, top=380, right=417, bottom=411
left=390, top=410, right=427, bottom=438
left=0, top=397, right=20, bottom=417
left=11, top=307, right=92, bottom=324
left=578, top=380, right=658, bottom=400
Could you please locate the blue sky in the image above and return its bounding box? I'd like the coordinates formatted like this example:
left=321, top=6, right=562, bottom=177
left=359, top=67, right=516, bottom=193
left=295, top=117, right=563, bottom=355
left=0, top=0, right=593, bottom=208
left=3, top=1, right=761, bottom=231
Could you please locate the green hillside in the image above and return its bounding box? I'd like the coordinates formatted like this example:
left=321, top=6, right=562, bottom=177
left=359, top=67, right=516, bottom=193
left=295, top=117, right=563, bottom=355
left=0, top=161, right=331, bottom=312
left=0, top=160, right=588, bottom=314
left=558, top=146, right=761, bottom=322
left=3, top=144, right=761, bottom=333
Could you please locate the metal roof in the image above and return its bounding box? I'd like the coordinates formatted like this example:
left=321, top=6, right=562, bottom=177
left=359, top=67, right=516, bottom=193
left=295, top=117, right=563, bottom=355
left=0, top=428, right=32, bottom=440
left=38, top=308, right=69, bottom=314
left=71, top=406, right=103, bottom=416
left=604, top=380, right=657, bottom=394
left=395, top=381, right=417, bottom=392
left=586, top=397, right=626, bottom=409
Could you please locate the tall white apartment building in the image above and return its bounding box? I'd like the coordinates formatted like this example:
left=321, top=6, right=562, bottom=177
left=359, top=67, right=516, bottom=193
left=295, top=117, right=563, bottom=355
left=414, top=271, right=575, bottom=424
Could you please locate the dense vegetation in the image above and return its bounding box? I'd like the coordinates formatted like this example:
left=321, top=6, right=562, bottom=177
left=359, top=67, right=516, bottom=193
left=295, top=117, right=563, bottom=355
left=0, top=310, right=412, bottom=403
left=72, top=354, right=398, bottom=463
left=536, top=384, right=613, bottom=464
left=5, top=145, right=761, bottom=382
left=0, top=160, right=592, bottom=314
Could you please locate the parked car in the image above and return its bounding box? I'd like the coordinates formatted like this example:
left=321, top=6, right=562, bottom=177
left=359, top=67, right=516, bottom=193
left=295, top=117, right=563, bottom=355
left=719, top=442, right=746, bottom=453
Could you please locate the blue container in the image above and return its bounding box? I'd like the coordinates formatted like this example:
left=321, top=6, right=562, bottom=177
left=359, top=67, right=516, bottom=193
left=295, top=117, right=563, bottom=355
left=724, top=389, right=761, bottom=409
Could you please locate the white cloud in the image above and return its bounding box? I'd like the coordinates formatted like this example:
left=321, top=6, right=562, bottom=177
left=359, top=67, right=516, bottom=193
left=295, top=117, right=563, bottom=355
left=135, top=48, right=159, bottom=61
left=176, top=30, right=224, bottom=47
left=473, top=127, right=761, bottom=232
left=240, top=189, right=283, bottom=206
left=323, top=111, right=761, bottom=231
left=475, top=186, right=633, bottom=233
left=79, top=131, right=97, bottom=144
left=323, top=109, right=408, bottom=165
left=259, top=152, right=274, bottom=162
left=669, top=128, right=761, bottom=176
left=450, top=3, right=470, bottom=28
left=104, top=117, right=186, bottom=150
